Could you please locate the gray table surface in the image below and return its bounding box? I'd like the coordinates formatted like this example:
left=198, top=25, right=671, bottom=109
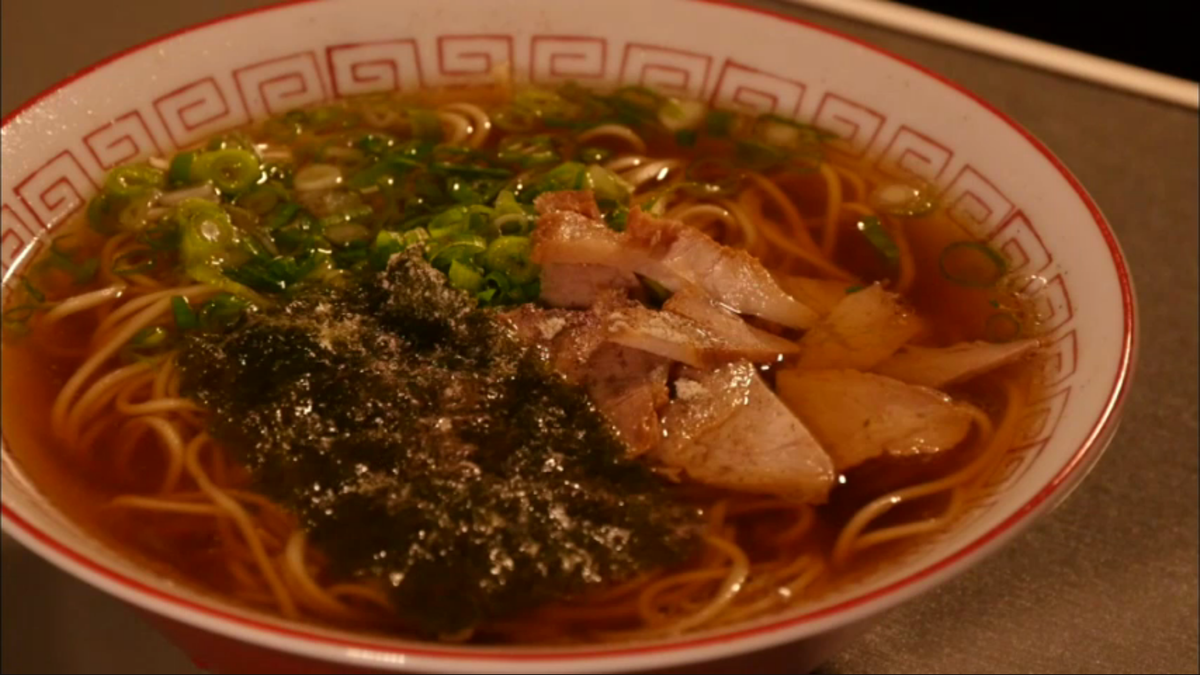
left=2, top=1, right=1197, bottom=673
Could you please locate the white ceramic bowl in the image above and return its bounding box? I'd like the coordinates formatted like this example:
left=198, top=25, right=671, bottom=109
left=0, top=0, right=1136, bottom=672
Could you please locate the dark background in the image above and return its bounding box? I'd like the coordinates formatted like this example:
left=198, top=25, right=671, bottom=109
left=899, top=1, right=1197, bottom=81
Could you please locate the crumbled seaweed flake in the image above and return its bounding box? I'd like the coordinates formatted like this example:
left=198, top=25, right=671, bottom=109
left=178, top=249, right=702, bottom=635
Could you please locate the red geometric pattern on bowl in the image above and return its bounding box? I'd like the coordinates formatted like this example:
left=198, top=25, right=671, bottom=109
left=83, top=111, right=163, bottom=171
left=530, top=36, right=607, bottom=85
left=975, top=438, right=1049, bottom=508
left=1012, top=387, right=1072, bottom=449
left=152, top=76, right=239, bottom=148
left=875, top=125, right=954, bottom=183
left=1, top=205, right=39, bottom=273
left=619, top=43, right=712, bottom=100
left=1023, top=273, right=1074, bottom=335
left=812, top=92, right=885, bottom=159
left=434, top=35, right=513, bottom=87
left=14, top=150, right=97, bottom=228
left=326, top=40, right=425, bottom=98
left=940, top=164, right=1016, bottom=236
left=0, top=33, right=1079, bottom=529
left=989, top=210, right=1052, bottom=276
left=1037, top=329, right=1079, bottom=389
left=983, top=449, right=1031, bottom=497
left=709, top=58, right=806, bottom=117
left=234, top=51, right=329, bottom=119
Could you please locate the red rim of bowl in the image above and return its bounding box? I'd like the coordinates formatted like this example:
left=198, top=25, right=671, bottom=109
left=0, top=0, right=1136, bottom=665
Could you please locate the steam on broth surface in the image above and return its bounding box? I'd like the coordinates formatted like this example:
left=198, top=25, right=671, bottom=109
left=0, top=81, right=1043, bottom=643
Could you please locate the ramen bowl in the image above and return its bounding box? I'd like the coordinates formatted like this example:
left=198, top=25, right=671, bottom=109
left=0, top=0, right=1135, bottom=672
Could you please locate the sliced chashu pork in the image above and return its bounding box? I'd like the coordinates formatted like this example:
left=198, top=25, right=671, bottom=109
left=499, top=293, right=803, bottom=456
left=662, top=285, right=799, bottom=363
left=624, top=209, right=819, bottom=329
left=540, top=262, right=641, bottom=309
left=604, top=291, right=798, bottom=368
left=653, top=361, right=835, bottom=503
left=532, top=191, right=817, bottom=329
left=584, top=343, right=671, bottom=455
left=501, top=305, right=669, bottom=455
left=873, top=339, right=1041, bottom=388
left=793, top=284, right=923, bottom=371
left=532, top=192, right=643, bottom=308
left=776, top=369, right=975, bottom=472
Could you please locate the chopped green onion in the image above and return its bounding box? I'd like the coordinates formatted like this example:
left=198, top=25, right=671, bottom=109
left=674, top=129, right=698, bottom=148
left=354, top=132, right=398, bottom=157
left=347, top=154, right=423, bottom=188
left=237, top=184, right=286, bottom=215
left=331, top=242, right=370, bottom=269
left=408, top=109, right=443, bottom=141
left=493, top=106, right=538, bottom=133
left=513, top=88, right=578, bottom=125
left=448, top=177, right=506, bottom=207
left=484, top=270, right=511, bottom=294
left=870, top=182, right=937, bottom=217
left=122, top=326, right=172, bottom=362
left=370, top=228, right=428, bottom=270
left=448, top=260, right=485, bottom=293
left=197, top=293, right=250, bottom=332
left=20, top=277, right=45, bottom=303
left=43, top=236, right=99, bottom=285
left=105, top=164, right=165, bottom=198
left=324, top=222, right=372, bottom=246
left=428, top=234, right=487, bottom=271
left=168, top=151, right=196, bottom=186
left=44, top=252, right=99, bottom=285
left=111, top=248, right=158, bottom=277
left=603, top=86, right=663, bottom=124
left=117, top=193, right=159, bottom=233
left=430, top=163, right=513, bottom=179
left=938, top=241, right=1007, bottom=288
left=2, top=305, right=38, bottom=336
left=497, top=135, right=559, bottom=167
left=857, top=217, right=900, bottom=267
left=319, top=204, right=375, bottom=228
left=479, top=235, right=537, bottom=284
left=132, top=326, right=169, bottom=348
left=176, top=198, right=262, bottom=302
left=136, top=220, right=181, bottom=251
left=845, top=285, right=866, bottom=294
left=87, top=192, right=122, bottom=234
left=426, top=206, right=472, bottom=239
left=640, top=275, right=672, bottom=304
left=171, top=296, right=198, bottom=330
left=658, top=99, right=707, bottom=132
left=205, top=132, right=256, bottom=152
left=192, top=149, right=262, bottom=194
left=429, top=145, right=484, bottom=164
left=734, top=140, right=791, bottom=170
left=754, top=114, right=824, bottom=149
left=705, top=109, right=736, bottom=137
left=524, top=162, right=588, bottom=200
left=587, top=165, right=632, bottom=204
left=266, top=202, right=301, bottom=230
left=605, top=205, right=629, bottom=232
